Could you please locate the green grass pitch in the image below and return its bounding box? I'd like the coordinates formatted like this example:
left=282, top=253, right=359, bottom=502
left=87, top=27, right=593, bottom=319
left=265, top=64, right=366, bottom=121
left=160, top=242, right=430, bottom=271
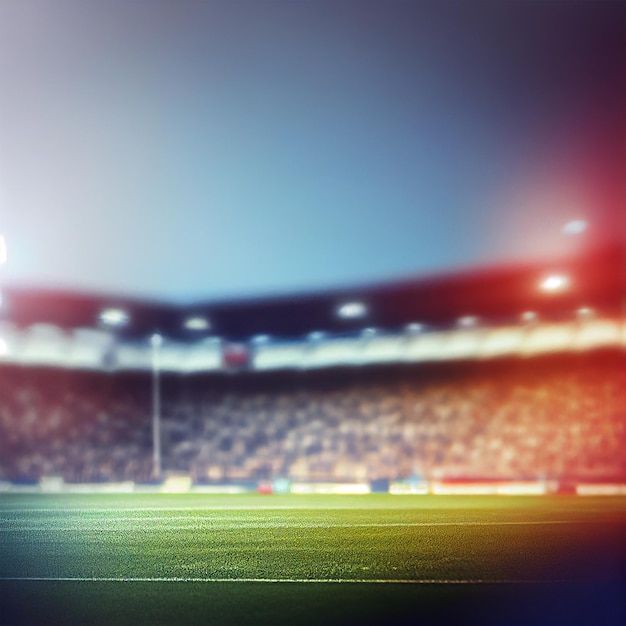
left=0, top=494, right=625, bottom=625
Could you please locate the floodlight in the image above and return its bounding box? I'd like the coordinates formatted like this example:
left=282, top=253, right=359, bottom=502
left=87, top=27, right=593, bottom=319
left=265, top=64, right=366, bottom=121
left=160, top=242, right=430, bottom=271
left=539, top=274, right=569, bottom=293
left=184, top=316, right=210, bottom=331
left=337, top=301, right=367, bottom=319
left=99, top=307, right=129, bottom=327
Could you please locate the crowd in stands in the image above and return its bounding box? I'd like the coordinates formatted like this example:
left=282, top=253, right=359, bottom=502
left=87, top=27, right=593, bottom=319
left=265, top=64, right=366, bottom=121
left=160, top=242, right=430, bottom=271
left=0, top=355, right=624, bottom=483
left=0, top=371, right=153, bottom=483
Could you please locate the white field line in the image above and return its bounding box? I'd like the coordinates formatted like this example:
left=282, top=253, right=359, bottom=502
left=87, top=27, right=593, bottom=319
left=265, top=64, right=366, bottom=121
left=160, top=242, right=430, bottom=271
left=0, top=506, right=483, bottom=513
left=0, top=515, right=251, bottom=523
left=0, top=576, right=574, bottom=584
left=0, top=520, right=593, bottom=531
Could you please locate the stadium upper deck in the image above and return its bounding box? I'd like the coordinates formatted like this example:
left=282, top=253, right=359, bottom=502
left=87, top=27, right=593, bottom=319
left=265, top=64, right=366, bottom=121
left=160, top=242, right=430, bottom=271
left=0, top=245, right=623, bottom=372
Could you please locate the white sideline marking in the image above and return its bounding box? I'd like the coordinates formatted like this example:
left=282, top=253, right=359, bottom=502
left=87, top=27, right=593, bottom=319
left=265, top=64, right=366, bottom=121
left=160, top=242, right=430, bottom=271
left=0, top=576, right=571, bottom=584
left=0, top=507, right=381, bottom=513
left=1, top=504, right=526, bottom=513
left=0, top=520, right=589, bottom=531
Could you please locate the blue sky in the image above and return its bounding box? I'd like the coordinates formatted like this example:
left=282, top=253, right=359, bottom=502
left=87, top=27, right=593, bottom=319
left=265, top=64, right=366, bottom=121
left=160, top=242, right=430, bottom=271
left=0, top=1, right=621, bottom=301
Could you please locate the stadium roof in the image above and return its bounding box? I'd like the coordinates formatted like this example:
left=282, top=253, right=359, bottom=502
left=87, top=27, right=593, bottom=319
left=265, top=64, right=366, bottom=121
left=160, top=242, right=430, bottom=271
left=1, top=244, right=623, bottom=342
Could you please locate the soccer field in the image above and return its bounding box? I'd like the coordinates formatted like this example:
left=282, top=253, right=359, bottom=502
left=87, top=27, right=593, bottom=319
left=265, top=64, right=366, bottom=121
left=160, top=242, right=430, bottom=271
left=0, top=494, right=625, bottom=626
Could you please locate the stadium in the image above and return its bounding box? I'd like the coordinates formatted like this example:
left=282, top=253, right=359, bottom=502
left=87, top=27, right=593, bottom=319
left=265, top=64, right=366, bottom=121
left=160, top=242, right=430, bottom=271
left=1, top=244, right=625, bottom=625
left=0, top=1, right=625, bottom=625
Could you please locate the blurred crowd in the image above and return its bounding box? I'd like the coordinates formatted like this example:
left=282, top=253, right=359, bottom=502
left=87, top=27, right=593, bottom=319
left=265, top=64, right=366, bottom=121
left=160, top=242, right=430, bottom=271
left=0, top=372, right=153, bottom=483
left=0, top=355, right=624, bottom=483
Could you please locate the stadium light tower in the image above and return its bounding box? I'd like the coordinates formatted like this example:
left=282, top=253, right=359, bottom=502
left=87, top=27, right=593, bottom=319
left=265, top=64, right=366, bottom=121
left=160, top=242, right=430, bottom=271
left=150, top=333, right=163, bottom=481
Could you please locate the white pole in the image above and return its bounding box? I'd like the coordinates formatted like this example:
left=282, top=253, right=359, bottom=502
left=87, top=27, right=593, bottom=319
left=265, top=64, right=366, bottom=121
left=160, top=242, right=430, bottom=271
left=150, top=333, right=163, bottom=480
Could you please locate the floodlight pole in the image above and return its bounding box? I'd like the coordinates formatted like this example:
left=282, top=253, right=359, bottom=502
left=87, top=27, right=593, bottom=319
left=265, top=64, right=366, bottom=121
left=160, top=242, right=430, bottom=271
left=150, top=333, right=163, bottom=481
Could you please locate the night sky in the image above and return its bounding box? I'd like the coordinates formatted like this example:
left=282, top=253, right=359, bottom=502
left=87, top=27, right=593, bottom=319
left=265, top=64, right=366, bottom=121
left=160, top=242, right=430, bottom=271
left=0, top=1, right=623, bottom=301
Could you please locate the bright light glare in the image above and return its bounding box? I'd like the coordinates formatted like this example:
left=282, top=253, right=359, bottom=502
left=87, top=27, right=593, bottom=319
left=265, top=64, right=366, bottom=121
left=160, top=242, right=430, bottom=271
left=562, top=219, right=588, bottom=236
left=539, top=274, right=569, bottom=293
left=150, top=333, right=163, bottom=347
left=0, top=337, right=7, bottom=357
left=99, top=307, right=130, bottom=327
left=184, top=316, right=210, bottom=331
left=337, top=301, right=367, bottom=319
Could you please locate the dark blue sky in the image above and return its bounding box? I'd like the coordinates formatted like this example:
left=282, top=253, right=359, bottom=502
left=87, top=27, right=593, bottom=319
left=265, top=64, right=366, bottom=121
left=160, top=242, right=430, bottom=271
left=0, top=1, right=622, bottom=301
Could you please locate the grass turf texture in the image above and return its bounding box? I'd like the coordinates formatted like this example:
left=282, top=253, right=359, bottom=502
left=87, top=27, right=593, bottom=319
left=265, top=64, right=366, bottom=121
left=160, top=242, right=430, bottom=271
left=0, top=494, right=625, bottom=625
